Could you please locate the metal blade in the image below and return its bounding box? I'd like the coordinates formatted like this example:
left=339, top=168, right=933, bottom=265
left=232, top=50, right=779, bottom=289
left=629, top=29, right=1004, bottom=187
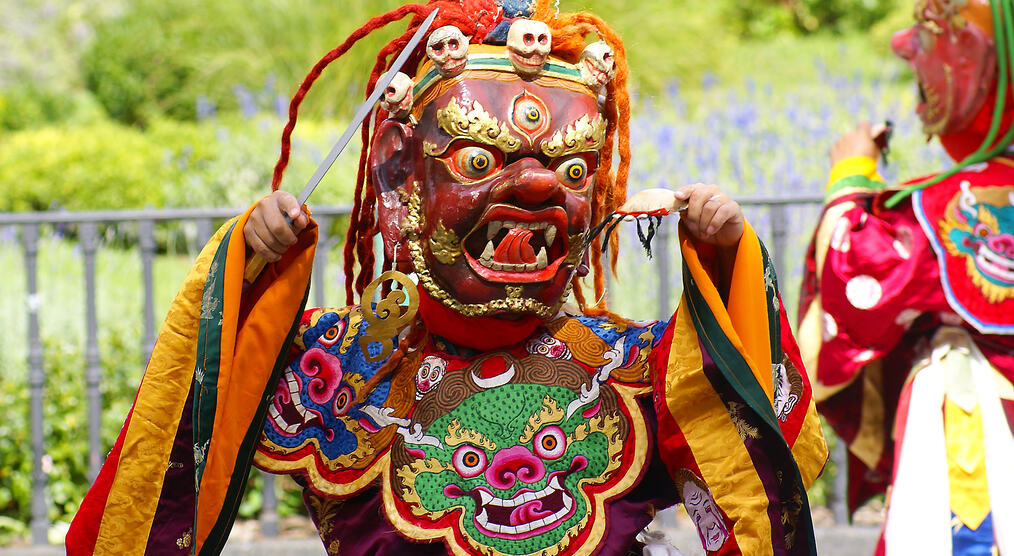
left=295, top=8, right=439, bottom=206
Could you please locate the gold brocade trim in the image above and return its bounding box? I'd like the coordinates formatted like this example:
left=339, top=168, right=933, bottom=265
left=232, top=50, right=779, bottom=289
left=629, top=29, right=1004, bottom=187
left=541, top=115, right=607, bottom=158
left=792, top=400, right=830, bottom=488
left=93, top=217, right=240, bottom=555
left=851, top=359, right=886, bottom=470
left=429, top=222, right=462, bottom=265
left=253, top=449, right=390, bottom=498
left=258, top=429, right=375, bottom=472
left=379, top=381, right=650, bottom=556
left=664, top=304, right=773, bottom=556
left=727, top=402, right=760, bottom=440
left=423, top=97, right=521, bottom=157
left=944, top=399, right=990, bottom=530
left=404, top=187, right=576, bottom=319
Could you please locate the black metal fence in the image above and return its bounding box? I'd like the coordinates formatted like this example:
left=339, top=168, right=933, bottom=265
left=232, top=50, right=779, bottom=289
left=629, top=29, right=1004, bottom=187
left=1, top=195, right=843, bottom=545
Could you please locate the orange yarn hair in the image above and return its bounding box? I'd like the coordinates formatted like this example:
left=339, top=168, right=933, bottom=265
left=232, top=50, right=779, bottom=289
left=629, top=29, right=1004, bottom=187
left=269, top=0, right=630, bottom=313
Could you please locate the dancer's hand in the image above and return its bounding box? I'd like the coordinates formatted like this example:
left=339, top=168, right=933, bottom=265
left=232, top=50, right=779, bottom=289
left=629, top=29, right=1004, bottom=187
left=244, top=191, right=310, bottom=262
left=674, top=183, right=744, bottom=247
left=831, top=121, right=881, bottom=165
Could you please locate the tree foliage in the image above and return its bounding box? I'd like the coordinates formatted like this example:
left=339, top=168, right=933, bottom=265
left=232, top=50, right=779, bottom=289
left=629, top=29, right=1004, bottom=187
left=79, top=0, right=908, bottom=125
left=727, top=0, right=901, bottom=38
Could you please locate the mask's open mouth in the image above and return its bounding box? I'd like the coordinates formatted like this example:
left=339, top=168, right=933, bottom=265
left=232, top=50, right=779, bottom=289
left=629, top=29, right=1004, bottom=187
left=461, top=204, right=570, bottom=283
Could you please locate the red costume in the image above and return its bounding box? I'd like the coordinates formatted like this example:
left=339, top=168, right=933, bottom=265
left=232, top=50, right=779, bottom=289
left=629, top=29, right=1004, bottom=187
left=799, top=1, right=1014, bottom=554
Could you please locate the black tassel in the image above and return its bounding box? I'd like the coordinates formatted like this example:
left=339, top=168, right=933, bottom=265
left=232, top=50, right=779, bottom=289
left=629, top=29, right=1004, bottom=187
left=584, top=212, right=666, bottom=259
left=634, top=215, right=663, bottom=258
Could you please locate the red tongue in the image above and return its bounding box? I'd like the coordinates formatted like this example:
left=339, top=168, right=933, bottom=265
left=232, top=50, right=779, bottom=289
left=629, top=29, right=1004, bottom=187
left=493, top=228, right=536, bottom=264
left=509, top=500, right=552, bottom=526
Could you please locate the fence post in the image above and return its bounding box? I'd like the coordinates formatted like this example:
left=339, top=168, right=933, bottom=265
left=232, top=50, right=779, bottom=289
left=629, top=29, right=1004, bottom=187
left=769, top=204, right=789, bottom=288
left=312, top=216, right=331, bottom=309
left=260, top=471, right=279, bottom=537
left=831, top=435, right=850, bottom=524
left=139, top=219, right=157, bottom=362
left=80, top=223, right=104, bottom=482
left=196, top=218, right=213, bottom=250
left=23, top=223, right=48, bottom=544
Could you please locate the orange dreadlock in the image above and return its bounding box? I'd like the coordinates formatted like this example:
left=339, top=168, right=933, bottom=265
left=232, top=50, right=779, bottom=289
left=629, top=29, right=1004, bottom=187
left=534, top=0, right=632, bottom=311
left=270, top=0, right=631, bottom=313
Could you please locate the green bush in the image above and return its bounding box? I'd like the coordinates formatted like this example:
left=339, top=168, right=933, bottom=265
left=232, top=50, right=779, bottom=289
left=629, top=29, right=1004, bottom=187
left=76, top=0, right=908, bottom=126
left=0, top=114, right=365, bottom=212
left=81, top=0, right=409, bottom=125
left=0, top=327, right=141, bottom=539
left=144, top=116, right=361, bottom=207
left=0, top=122, right=170, bottom=211
left=0, top=86, right=99, bottom=132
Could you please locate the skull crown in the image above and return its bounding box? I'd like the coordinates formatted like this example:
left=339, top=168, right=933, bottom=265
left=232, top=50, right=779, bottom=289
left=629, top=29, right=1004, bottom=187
left=580, top=41, right=616, bottom=90
left=426, top=25, right=469, bottom=77
left=379, top=72, right=414, bottom=119
left=506, top=20, right=552, bottom=76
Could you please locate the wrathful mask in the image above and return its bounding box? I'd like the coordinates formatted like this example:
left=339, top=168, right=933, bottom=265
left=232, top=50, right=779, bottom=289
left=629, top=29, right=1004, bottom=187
left=370, top=39, right=611, bottom=319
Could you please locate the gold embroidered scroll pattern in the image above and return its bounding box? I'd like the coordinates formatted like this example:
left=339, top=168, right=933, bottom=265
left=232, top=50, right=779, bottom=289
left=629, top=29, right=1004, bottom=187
left=423, top=97, right=522, bottom=156
left=541, top=114, right=607, bottom=158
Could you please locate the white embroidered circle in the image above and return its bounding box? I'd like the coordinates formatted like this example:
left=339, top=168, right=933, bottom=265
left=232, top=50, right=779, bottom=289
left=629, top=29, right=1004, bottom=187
left=894, top=308, right=921, bottom=328
left=822, top=312, right=838, bottom=341
left=845, top=275, right=882, bottom=310
left=830, top=217, right=851, bottom=252
left=892, top=226, right=912, bottom=260
left=855, top=349, right=875, bottom=363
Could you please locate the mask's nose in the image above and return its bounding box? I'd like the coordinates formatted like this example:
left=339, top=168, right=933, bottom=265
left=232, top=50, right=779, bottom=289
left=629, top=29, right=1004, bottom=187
left=891, top=27, right=919, bottom=61
left=490, top=159, right=566, bottom=208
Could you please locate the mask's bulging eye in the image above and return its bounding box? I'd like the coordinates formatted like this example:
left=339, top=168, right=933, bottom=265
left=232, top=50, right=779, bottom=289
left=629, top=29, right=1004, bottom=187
left=533, top=425, right=566, bottom=459
left=452, top=445, right=488, bottom=477
left=318, top=322, right=345, bottom=347
left=556, top=157, right=588, bottom=188
left=448, top=144, right=500, bottom=181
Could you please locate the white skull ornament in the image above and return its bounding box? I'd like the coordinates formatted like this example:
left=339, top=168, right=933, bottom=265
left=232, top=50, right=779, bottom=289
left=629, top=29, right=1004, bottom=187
left=379, top=72, right=413, bottom=119
left=414, top=355, right=448, bottom=399
left=426, top=25, right=469, bottom=77
left=506, top=19, right=551, bottom=76
left=580, top=41, right=616, bottom=90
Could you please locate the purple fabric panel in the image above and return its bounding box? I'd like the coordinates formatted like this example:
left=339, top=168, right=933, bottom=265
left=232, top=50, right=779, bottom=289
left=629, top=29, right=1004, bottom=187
left=144, top=382, right=197, bottom=554
left=304, top=487, right=445, bottom=555
left=304, top=395, right=679, bottom=555
left=698, top=344, right=788, bottom=554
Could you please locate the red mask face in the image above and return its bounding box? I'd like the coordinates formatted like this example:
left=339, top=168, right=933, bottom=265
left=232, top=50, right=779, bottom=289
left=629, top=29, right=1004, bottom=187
left=890, top=1, right=996, bottom=135
left=371, top=75, right=602, bottom=318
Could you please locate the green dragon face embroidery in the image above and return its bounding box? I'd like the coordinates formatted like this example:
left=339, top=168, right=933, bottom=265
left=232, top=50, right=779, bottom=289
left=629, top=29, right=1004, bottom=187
left=941, top=183, right=1014, bottom=302
left=390, top=354, right=628, bottom=556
